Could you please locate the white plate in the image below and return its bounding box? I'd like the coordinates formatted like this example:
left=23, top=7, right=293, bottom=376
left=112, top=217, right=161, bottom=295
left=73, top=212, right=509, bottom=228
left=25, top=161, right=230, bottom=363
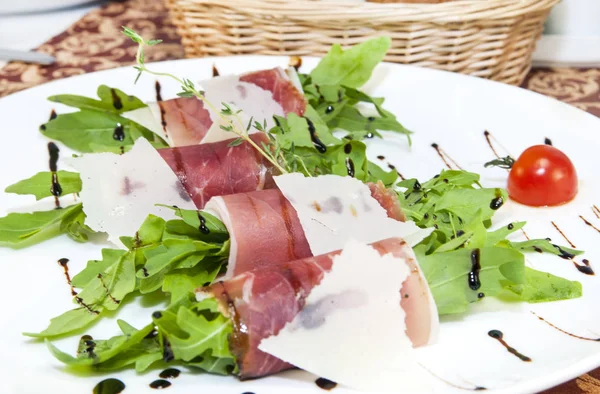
left=1, top=56, right=600, bottom=394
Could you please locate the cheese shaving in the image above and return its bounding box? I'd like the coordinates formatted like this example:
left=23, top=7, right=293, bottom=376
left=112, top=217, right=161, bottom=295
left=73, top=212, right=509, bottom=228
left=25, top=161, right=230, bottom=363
left=259, top=239, right=432, bottom=392
left=274, top=173, right=432, bottom=255
left=69, top=138, right=196, bottom=246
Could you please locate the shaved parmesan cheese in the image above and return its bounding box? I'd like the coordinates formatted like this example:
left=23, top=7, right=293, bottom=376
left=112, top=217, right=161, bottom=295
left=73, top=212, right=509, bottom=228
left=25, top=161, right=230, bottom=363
left=199, top=103, right=248, bottom=145
left=198, top=75, right=284, bottom=144
left=121, top=104, right=167, bottom=141
left=259, top=239, right=433, bottom=392
left=69, top=138, right=196, bottom=246
left=274, top=173, right=432, bottom=255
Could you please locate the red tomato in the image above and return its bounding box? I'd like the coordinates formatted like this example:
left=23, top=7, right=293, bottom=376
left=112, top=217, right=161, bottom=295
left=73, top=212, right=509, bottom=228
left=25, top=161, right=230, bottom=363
left=507, top=145, right=578, bottom=207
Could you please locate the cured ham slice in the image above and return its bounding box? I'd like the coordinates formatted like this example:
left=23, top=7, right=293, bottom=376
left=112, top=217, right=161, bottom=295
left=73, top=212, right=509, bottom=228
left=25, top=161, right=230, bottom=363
left=239, top=68, right=306, bottom=117
left=368, top=180, right=407, bottom=222
left=203, top=238, right=438, bottom=380
left=205, top=174, right=426, bottom=278
left=122, top=67, right=306, bottom=147
left=157, top=98, right=213, bottom=147
left=204, top=189, right=312, bottom=278
left=158, top=133, right=276, bottom=209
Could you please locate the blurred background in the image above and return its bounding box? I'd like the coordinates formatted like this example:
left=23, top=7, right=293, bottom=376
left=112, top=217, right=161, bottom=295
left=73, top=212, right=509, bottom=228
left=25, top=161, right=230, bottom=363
left=1, top=0, right=599, bottom=69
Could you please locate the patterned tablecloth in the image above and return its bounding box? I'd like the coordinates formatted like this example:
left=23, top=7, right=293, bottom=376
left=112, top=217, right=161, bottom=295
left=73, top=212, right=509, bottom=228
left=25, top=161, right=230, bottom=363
left=0, top=1, right=599, bottom=392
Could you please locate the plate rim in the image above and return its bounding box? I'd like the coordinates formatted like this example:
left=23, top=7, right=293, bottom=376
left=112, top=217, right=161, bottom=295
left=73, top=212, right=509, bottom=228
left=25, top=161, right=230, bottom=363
left=1, top=54, right=599, bottom=394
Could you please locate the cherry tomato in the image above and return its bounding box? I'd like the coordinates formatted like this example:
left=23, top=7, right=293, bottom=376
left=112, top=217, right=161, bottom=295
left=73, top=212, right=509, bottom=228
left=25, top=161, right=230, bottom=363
left=507, top=145, right=578, bottom=207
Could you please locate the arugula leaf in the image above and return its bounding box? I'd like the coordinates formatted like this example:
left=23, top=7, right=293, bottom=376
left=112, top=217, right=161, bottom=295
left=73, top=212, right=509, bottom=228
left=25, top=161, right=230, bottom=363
left=41, top=110, right=166, bottom=153
left=153, top=299, right=233, bottom=362
left=46, top=298, right=235, bottom=375
left=405, top=169, right=583, bottom=314
left=417, top=245, right=526, bottom=315
left=5, top=171, right=81, bottom=200
left=28, top=212, right=229, bottom=338
left=0, top=203, right=93, bottom=247
left=508, top=239, right=583, bottom=258
left=504, top=267, right=582, bottom=303
left=310, top=37, right=391, bottom=88
left=48, top=85, right=146, bottom=114
left=25, top=307, right=103, bottom=339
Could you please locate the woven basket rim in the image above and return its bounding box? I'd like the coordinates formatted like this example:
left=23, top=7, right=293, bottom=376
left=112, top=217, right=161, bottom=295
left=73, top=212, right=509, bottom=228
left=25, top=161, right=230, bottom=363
left=177, top=0, right=559, bottom=22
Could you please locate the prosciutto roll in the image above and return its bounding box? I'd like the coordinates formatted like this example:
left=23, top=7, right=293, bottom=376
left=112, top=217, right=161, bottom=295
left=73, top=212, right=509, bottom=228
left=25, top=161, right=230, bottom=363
left=204, top=183, right=405, bottom=278
left=155, top=67, right=306, bottom=146
left=203, top=237, right=437, bottom=379
left=158, top=134, right=276, bottom=209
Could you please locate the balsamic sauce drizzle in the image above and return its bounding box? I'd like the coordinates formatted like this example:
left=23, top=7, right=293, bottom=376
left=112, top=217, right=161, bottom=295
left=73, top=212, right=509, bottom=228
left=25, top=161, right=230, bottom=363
left=97, top=274, right=120, bottom=304
left=375, top=155, right=406, bottom=180
left=212, top=64, right=220, bottom=77
left=155, top=80, right=163, bottom=102
left=483, top=131, right=500, bottom=159
left=62, top=259, right=100, bottom=316
left=531, top=311, right=600, bottom=341
left=110, top=88, right=123, bottom=110
left=552, top=221, right=594, bottom=275
left=113, top=123, right=125, bottom=142
left=580, top=215, right=600, bottom=234
left=315, top=377, right=337, bottom=391
left=93, top=378, right=125, bottom=394
left=149, top=379, right=171, bottom=389
left=468, top=249, right=482, bottom=290
left=431, top=143, right=463, bottom=170
left=159, top=368, right=181, bottom=379
left=48, top=142, right=62, bottom=208
left=488, top=330, right=532, bottom=362
left=481, top=130, right=512, bottom=159
left=162, top=337, right=175, bottom=363
left=551, top=221, right=576, bottom=248
left=544, top=137, right=553, bottom=146
left=306, top=117, right=327, bottom=153
left=81, top=335, right=97, bottom=358
left=49, top=109, right=58, bottom=121
left=419, top=364, right=486, bottom=391
left=197, top=212, right=210, bottom=234
left=345, top=158, right=355, bottom=177
left=58, top=258, right=77, bottom=297
left=490, top=196, right=504, bottom=210
left=593, top=205, right=600, bottom=219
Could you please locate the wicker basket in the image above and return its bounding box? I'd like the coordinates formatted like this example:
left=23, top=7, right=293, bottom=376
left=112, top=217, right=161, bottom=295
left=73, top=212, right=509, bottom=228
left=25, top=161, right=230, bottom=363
left=166, top=0, right=559, bottom=85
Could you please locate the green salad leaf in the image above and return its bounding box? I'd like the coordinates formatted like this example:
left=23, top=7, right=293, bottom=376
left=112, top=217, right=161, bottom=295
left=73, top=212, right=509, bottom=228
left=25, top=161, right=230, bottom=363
left=26, top=210, right=230, bottom=339
left=5, top=171, right=82, bottom=200
left=404, top=170, right=583, bottom=314
left=417, top=245, right=525, bottom=315
left=41, top=85, right=167, bottom=154
left=48, top=85, right=147, bottom=114
left=46, top=297, right=235, bottom=375
left=310, top=36, right=391, bottom=88
left=504, top=267, right=582, bottom=303
left=41, top=110, right=166, bottom=153
left=0, top=203, right=93, bottom=247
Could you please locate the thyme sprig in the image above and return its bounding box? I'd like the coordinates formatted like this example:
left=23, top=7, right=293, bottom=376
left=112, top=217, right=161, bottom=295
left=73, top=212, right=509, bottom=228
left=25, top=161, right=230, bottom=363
left=122, top=27, right=288, bottom=174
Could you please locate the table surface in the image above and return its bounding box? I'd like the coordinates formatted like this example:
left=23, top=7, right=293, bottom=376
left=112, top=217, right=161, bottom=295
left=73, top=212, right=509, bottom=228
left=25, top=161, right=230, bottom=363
left=1, top=1, right=599, bottom=392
